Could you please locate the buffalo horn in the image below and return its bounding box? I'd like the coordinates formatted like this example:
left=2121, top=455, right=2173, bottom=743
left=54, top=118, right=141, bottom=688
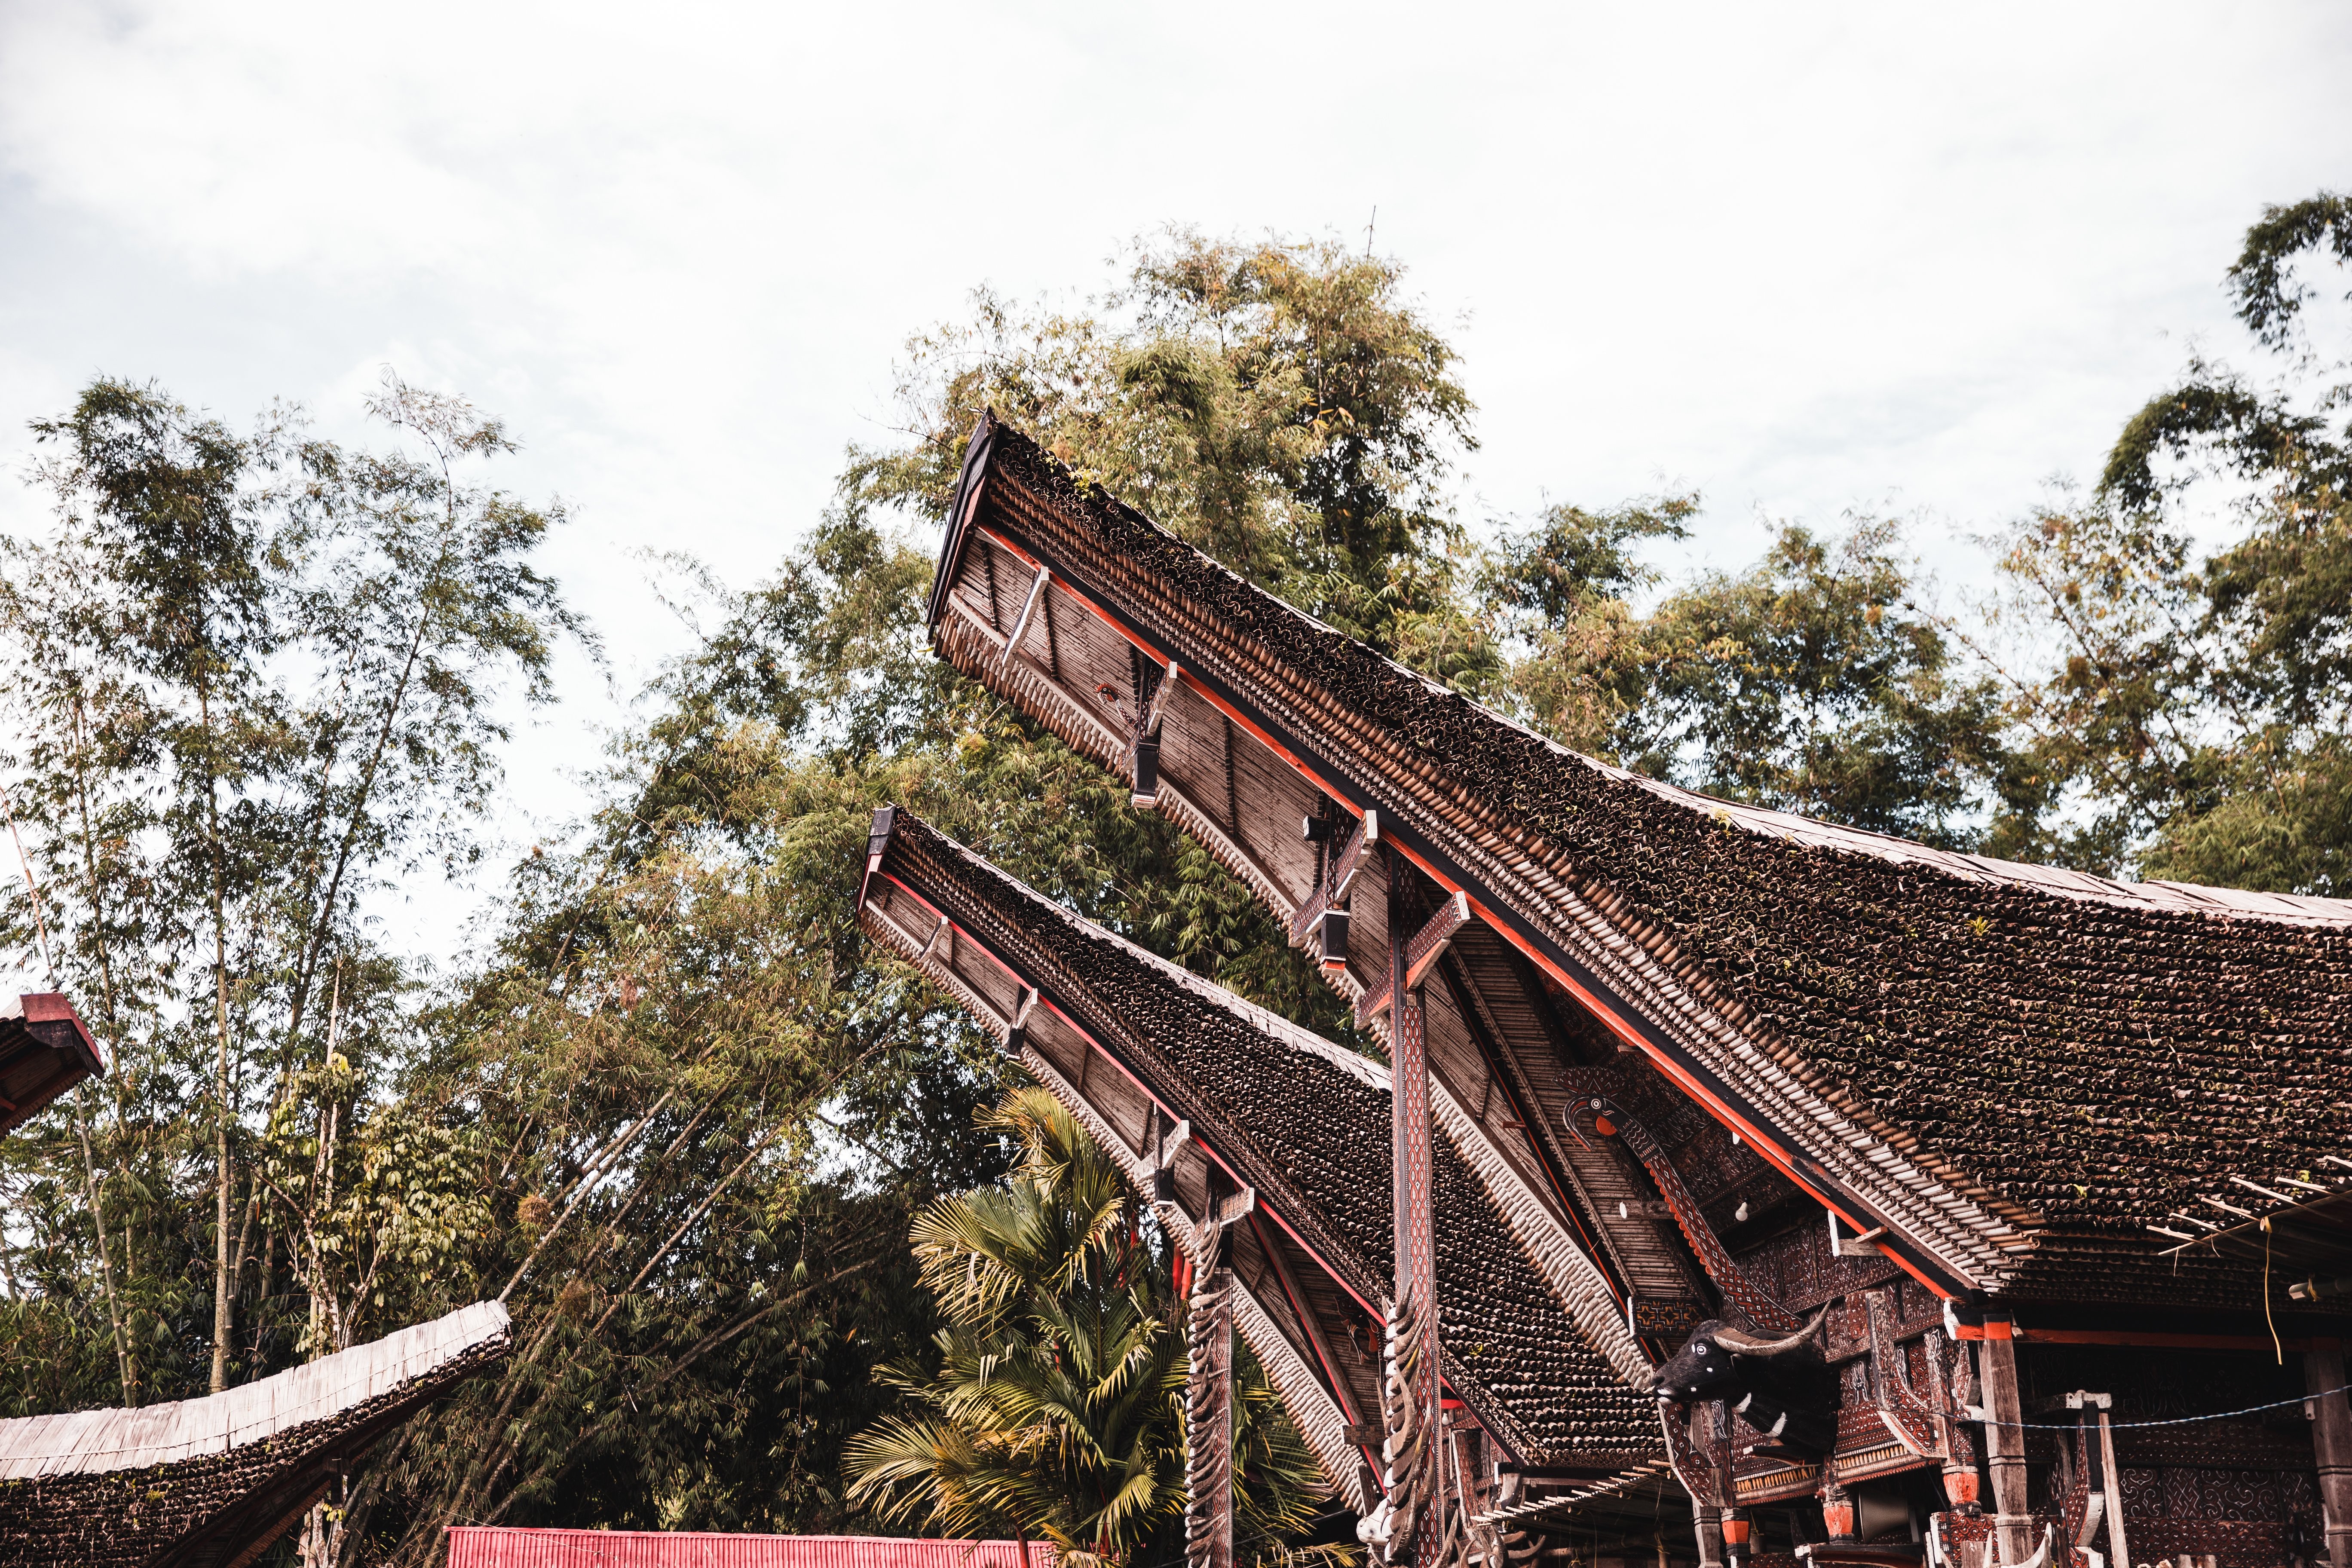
left=2000, top=1525, right=2054, bottom=1568
left=1711, top=1305, right=1826, bottom=1357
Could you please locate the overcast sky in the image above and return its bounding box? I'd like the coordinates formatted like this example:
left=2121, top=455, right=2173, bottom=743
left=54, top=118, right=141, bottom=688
left=3, top=1, right=2349, bottom=967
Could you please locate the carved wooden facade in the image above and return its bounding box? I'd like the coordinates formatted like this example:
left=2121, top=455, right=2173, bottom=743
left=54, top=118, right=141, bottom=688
left=858, top=812, right=1671, bottom=1559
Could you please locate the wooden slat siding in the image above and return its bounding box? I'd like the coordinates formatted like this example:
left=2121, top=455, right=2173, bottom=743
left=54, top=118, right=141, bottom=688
left=939, top=435, right=2013, bottom=1300
left=1373, top=868, right=1686, bottom=1364
left=859, top=815, right=1660, bottom=1467
left=963, top=518, right=1324, bottom=917
left=1447, top=944, right=1704, bottom=1302
left=1433, top=944, right=1654, bottom=1295
left=934, top=609, right=1305, bottom=920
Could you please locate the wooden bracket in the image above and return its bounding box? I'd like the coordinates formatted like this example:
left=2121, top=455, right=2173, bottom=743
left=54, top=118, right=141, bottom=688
left=1130, top=660, right=1181, bottom=807
left=1356, top=891, right=1472, bottom=1025
left=920, top=913, right=952, bottom=962
left=1149, top=1111, right=1192, bottom=1206
left=1287, top=885, right=1332, bottom=948
left=1328, top=811, right=1377, bottom=901
left=1195, top=1185, right=1256, bottom=1272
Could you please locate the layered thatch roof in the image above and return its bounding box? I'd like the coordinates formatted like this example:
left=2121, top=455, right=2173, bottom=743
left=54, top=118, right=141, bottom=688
left=0, top=1301, right=509, bottom=1568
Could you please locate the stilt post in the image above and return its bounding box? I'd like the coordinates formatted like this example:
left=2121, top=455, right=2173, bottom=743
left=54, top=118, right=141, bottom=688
left=1390, top=847, right=1442, bottom=1560
left=1976, top=1322, right=2030, bottom=1565
left=2308, top=1342, right=2352, bottom=1568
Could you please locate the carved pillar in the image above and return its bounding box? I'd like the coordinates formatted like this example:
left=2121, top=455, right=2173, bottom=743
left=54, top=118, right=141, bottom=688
left=1691, top=1403, right=1728, bottom=1568
left=2307, top=1342, right=2352, bottom=1568
left=1821, top=1478, right=1856, bottom=1544
left=1975, top=1323, right=2030, bottom=1565
left=1926, top=1329, right=1981, bottom=1514
left=1185, top=1210, right=1236, bottom=1568
left=1388, top=845, right=1443, bottom=1559
left=1693, top=1503, right=1726, bottom=1568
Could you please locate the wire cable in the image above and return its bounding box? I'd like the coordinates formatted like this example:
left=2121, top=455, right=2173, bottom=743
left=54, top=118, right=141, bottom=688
left=1979, top=1379, right=2351, bottom=1431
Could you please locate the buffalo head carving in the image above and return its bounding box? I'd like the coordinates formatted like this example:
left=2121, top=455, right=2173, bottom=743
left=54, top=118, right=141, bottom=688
left=1648, top=1311, right=1835, bottom=1456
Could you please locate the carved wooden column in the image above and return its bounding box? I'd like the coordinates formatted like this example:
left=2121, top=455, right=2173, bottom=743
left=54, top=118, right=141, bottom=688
left=1389, top=844, right=1442, bottom=1562
left=1975, top=1322, right=2030, bottom=1565
left=1691, top=1403, right=1728, bottom=1568
left=1185, top=1174, right=1250, bottom=1568
left=2307, top=1342, right=2352, bottom=1568
left=1925, top=1329, right=1982, bottom=1515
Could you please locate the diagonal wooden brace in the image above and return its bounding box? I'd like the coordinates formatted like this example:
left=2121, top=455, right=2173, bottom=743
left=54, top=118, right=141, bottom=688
left=1356, top=891, right=1472, bottom=1026
left=1326, top=811, right=1377, bottom=902
left=1129, top=661, right=1181, bottom=806
left=1288, top=813, right=1378, bottom=946
left=998, top=564, right=1050, bottom=671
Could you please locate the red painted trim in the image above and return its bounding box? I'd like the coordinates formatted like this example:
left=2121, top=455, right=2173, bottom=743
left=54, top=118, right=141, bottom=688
left=959, top=528, right=1964, bottom=1302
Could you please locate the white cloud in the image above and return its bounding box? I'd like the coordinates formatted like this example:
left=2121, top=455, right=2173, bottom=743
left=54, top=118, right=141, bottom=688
left=2, top=0, right=2347, bottom=959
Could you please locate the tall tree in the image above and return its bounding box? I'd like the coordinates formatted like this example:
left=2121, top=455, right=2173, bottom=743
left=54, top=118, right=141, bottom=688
left=0, top=373, right=582, bottom=1426
left=18, top=379, right=272, bottom=1391
left=1487, top=504, right=2017, bottom=850
left=1982, top=191, right=2352, bottom=886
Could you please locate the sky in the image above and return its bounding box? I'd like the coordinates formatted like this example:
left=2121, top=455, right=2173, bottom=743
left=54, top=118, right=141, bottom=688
left=3, top=0, right=2349, bottom=971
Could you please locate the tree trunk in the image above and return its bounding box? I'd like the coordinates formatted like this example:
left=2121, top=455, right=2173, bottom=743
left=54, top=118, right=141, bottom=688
left=74, top=1086, right=135, bottom=1405
left=202, top=674, right=235, bottom=1395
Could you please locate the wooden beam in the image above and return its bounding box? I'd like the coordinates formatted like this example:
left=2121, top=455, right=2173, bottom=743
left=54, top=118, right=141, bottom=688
left=998, top=563, right=1050, bottom=671
left=1328, top=811, right=1376, bottom=901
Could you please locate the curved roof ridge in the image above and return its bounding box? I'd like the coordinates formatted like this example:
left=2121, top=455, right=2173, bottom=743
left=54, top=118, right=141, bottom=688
left=0, top=1299, right=509, bottom=1479
left=1571, top=750, right=2352, bottom=929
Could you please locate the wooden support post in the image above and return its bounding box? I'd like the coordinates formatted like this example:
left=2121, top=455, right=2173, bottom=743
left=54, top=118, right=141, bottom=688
left=1976, top=1325, right=2030, bottom=1565
left=1690, top=1402, right=1727, bottom=1568
left=1185, top=1178, right=1238, bottom=1568
left=2307, top=1343, right=2352, bottom=1568
left=2094, top=1401, right=2129, bottom=1568
left=1820, top=1477, right=1856, bottom=1544
left=1388, top=845, right=1443, bottom=1559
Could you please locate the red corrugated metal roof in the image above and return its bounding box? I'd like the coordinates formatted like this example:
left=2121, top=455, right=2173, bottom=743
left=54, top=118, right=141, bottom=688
left=446, top=1531, right=1057, bottom=1568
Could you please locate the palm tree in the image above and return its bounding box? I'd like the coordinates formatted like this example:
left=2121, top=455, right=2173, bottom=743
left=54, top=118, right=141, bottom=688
left=846, top=1087, right=1344, bottom=1568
